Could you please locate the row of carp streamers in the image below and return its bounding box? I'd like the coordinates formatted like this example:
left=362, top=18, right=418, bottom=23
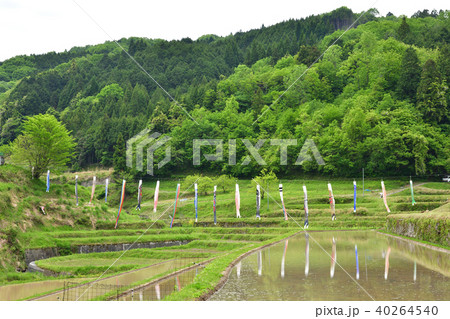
left=45, top=174, right=417, bottom=228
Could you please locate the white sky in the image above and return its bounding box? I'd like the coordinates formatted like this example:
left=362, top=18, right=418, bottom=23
left=0, top=0, right=448, bottom=62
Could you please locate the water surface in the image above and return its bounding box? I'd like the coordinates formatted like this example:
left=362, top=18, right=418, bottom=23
left=210, top=231, right=449, bottom=301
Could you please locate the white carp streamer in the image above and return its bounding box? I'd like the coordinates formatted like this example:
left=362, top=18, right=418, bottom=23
left=328, top=183, right=336, bottom=220
left=153, top=180, right=160, bottom=213
left=235, top=184, right=241, bottom=218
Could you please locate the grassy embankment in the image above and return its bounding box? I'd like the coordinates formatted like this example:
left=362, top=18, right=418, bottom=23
left=385, top=182, right=449, bottom=246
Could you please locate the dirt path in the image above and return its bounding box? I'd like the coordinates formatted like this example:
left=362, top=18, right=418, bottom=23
left=387, top=182, right=426, bottom=196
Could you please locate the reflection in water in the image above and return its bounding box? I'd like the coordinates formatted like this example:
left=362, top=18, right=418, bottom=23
left=365, top=253, right=368, bottom=281
left=305, top=233, right=310, bottom=277
left=120, top=266, right=202, bottom=301
left=210, top=231, right=450, bottom=301
left=330, top=237, right=336, bottom=278
left=355, top=245, right=359, bottom=280
left=414, top=261, right=417, bottom=282
left=155, top=284, right=161, bottom=300
left=237, top=261, right=241, bottom=278
left=384, top=247, right=391, bottom=280
left=257, top=251, right=262, bottom=276
left=281, top=240, right=288, bottom=278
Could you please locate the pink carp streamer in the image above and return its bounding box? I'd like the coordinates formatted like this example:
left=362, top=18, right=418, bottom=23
left=328, top=183, right=336, bottom=220
left=381, top=181, right=391, bottom=213
left=114, top=179, right=126, bottom=229
left=235, top=184, right=241, bottom=218
left=89, top=176, right=96, bottom=204
left=153, top=180, right=160, bottom=213
left=279, top=184, right=288, bottom=221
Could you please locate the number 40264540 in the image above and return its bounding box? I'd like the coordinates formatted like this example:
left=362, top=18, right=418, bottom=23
left=375, top=306, right=438, bottom=316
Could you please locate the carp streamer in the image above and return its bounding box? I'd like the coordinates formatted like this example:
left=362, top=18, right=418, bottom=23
left=114, top=179, right=126, bottom=229
left=381, top=181, right=390, bottom=213
left=105, top=178, right=109, bottom=203
left=89, top=176, right=96, bottom=204
left=136, top=180, right=143, bottom=210
left=170, top=184, right=181, bottom=228
left=256, top=184, right=261, bottom=219
left=235, top=184, right=241, bottom=218
left=194, top=183, right=198, bottom=222
left=46, top=170, right=50, bottom=192
left=153, top=180, right=160, bottom=213
left=328, top=183, right=336, bottom=220
left=75, top=175, right=79, bottom=206
left=213, top=185, right=217, bottom=225
left=279, top=184, right=288, bottom=221
left=303, top=185, right=309, bottom=228
left=410, top=179, right=416, bottom=206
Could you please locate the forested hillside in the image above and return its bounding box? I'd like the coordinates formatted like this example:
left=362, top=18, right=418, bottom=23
left=0, top=8, right=448, bottom=178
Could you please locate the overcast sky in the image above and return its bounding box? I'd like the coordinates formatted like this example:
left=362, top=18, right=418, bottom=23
left=0, top=0, right=448, bottom=62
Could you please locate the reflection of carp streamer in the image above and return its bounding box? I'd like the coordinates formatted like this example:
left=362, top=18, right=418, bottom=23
left=330, top=237, right=336, bottom=278
left=281, top=239, right=288, bottom=278
left=236, top=261, right=241, bottom=278
left=303, top=185, right=309, bottom=228
left=384, top=247, right=391, bottom=280
left=355, top=244, right=360, bottom=280
left=258, top=251, right=262, bottom=276
left=176, top=276, right=181, bottom=291
left=305, top=233, right=310, bottom=277
left=235, top=184, right=241, bottom=218
left=414, top=261, right=417, bottom=282
left=328, top=183, right=336, bottom=220
left=155, top=284, right=161, bottom=300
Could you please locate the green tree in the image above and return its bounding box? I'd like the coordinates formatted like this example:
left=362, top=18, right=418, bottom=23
left=397, top=17, right=411, bottom=42
left=11, top=114, right=76, bottom=179
left=416, top=59, right=448, bottom=123
left=113, top=133, right=127, bottom=172
left=397, top=47, right=421, bottom=102
left=215, top=175, right=234, bottom=193
left=295, top=45, right=321, bottom=66
left=253, top=169, right=279, bottom=199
